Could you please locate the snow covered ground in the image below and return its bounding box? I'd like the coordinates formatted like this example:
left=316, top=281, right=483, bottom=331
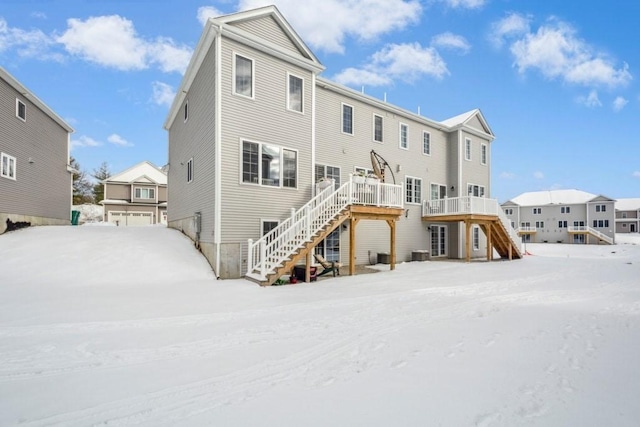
left=1, top=226, right=639, bottom=426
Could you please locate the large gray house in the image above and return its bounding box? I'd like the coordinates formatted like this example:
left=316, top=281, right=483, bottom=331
left=0, top=66, right=74, bottom=234
left=615, top=198, right=640, bottom=233
left=502, top=189, right=615, bottom=244
left=164, top=6, right=521, bottom=283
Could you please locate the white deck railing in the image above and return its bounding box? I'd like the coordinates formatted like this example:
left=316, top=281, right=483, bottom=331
left=423, top=196, right=522, bottom=255
left=568, top=225, right=614, bottom=244
left=517, top=226, right=537, bottom=233
left=247, top=178, right=404, bottom=281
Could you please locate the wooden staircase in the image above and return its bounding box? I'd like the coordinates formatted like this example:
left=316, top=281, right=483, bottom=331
left=479, top=219, right=522, bottom=260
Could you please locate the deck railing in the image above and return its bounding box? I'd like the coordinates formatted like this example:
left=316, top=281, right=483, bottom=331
left=517, top=226, right=537, bottom=233
left=568, top=225, right=614, bottom=244
left=247, top=178, right=403, bottom=281
left=423, top=196, right=522, bottom=254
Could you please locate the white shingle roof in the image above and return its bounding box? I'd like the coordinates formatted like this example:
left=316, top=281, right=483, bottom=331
left=510, top=189, right=598, bottom=206
left=616, top=198, right=640, bottom=211
left=106, top=161, right=167, bottom=185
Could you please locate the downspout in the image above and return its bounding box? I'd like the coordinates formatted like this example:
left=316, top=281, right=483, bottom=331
left=311, top=73, right=317, bottom=197
left=458, top=130, right=463, bottom=259
left=214, top=24, right=223, bottom=279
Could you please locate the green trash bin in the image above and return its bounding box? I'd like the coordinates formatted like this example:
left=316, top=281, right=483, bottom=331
left=71, top=210, right=80, bottom=226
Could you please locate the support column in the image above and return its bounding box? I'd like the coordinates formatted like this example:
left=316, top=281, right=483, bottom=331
left=465, top=220, right=471, bottom=263
left=349, top=217, right=357, bottom=276
left=388, top=219, right=396, bottom=271
left=486, top=222, right=493, bottom=261
left=305, top=251, right=312, bottom=282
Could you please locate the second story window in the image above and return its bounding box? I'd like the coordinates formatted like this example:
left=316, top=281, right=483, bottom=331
left=504, top=208, right=513, bottom=215
left=561, top=206, right=570, bottom=214
left=596, top=204, right=606, bottom=212
left=373, top=114, right=383, bottom=143
left=1, top=152, right=16, bottom=180
left=399, top=123, right=408, bottom=149
left=533, top=207, right=542, bottom=214
left=134, top=187, right=155, bottom=200
left=422, top=131, right=431, bottom=155
left=481, top=143, right=487, bottom=165
left=287, top=74, right=303, bottom=113
left=342, top=103, right=353, bottom=135
left=242, top=140, right=297, bottom=188
left=16, top=99, right=26, bottom=121
left=405, top=176, right=422, bottom=204
left=234, top=53, right=254, bottom=98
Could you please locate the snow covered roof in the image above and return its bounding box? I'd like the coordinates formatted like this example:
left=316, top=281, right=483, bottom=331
left=509, top=189, right=606, bottom=206
left=440, top=109, right=494, bottom=138
left=616, top=198, right=640, bottom=211
left=106, top=161, right=167, bottom=185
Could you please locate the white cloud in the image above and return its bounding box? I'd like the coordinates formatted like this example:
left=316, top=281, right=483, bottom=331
left=238, top=0, right=422, bottom=54
left=197, top=6, right=224, bottom=25
left=489, top=12, right=531, bottom=48
left=431, top=32, right=470, bottom=54
left=71, top=135, right=102, bottom=149
left=30, top=12, right=47, bottom=19
left=499, top=171, right=515, bottom=179
left=151, top=81, right=175, bottom=107
left=501, top=17, right=632, bottom=88
left=107, top=134, right=133, bottom=147
left=613, top=96, right=628, bottom=112
left=533, top=171, right=544, bottom=179
left=0, top=17, right=60, bottom=60
left=334, top=42, right=448, bottom=87
left=439, top=0, right=487, bottom=9
left=633, top=171, right=640, bottom=178
left=57, top=15, right=192, bottom=73
left=577, top=90, right=602, bottom=108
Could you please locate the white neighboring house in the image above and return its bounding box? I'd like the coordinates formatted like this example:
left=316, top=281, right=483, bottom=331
left=502, top=189, right=615, bottom=244
left=615, top=198, right=640, bottom=233
left=100, top=161, right=167, bottom=226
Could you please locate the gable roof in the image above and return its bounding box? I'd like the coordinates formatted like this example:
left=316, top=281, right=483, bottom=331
left=106, top=161, right=167, bottom=185
left=508, top=189, right=613, bottom=206
left=441, top=109, right=494, bottom=139
left=164, top=5, right=323, bottom=130
left=0, top=66, right=74, bottom=133
left=616, top=198, right=640, bottom=211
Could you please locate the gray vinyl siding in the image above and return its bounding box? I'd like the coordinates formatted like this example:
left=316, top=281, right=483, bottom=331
left=0, top=76, right=71, bottom=222
left=219, top=37, right=314, bottom=244
left=230, top=16, right=301, bottom=56
left=315, top=84, right=457, bottom=264
left=587, top=198, right=615, bottom=241
left=466, top=115, right=486, bottom=133
left=460, top=130, right=491, bottom=198
left=105, top=183, right=130, bottom=200
left=167, top=40, right=217, bottom=244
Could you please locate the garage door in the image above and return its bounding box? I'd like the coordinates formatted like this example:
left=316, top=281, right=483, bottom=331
left=108, top=211, right=153, bottom=226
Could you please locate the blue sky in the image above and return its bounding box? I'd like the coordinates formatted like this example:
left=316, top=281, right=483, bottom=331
left=1, top=0, right=638, bottom=202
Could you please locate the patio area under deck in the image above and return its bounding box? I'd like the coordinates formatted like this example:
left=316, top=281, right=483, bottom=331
left=422, top=197, right=522, bottom=262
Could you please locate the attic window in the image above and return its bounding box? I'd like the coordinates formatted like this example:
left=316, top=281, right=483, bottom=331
left=16, top=99, right=26, bottom=121
left=183, top=100, right=188, bottom=122
left=234, top=53, right=254, bottom=98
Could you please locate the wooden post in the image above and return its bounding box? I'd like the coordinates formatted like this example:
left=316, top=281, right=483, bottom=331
left=349, top=216, right=357, bottom=276
left=465, top=220, right=471, bottom=263
left=388, top=219, right=396, bottom=271
left=305, top=251, right=312, bottom=282
left=486, top=222, right=493, bottom=261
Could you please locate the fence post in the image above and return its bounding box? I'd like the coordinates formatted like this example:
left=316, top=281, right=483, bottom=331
left=247, top=239, right=253, bottom=274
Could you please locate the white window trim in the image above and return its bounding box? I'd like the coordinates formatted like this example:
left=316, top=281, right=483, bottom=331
left=232, top=52, right=255, bottom=99
left=239, top=138, right=298, bottom=189
left=430, top=182, right=447, bottom=200
left=473, top=226, right=480, bottom=250
left=16, top=99, right=26, bottom=122
left=341, top=103, right=354, bottom=136
left=399, top=123, right=409, bottom=150
left=260, top=219, right=280, bottom=236
left=466, top=183, right=486, bottom=198
left=464, top=137, right=472, bottom=161
left=134, top=186, right=157, bottom=201
left=422, top=130, right=431, bottom=156
left=183, top=99, right=189, bottom=123
left=286, top=72, right=304, bottom=114
left=481, top=143, right=487, bottom=165
left=187, top=158, right=193, bottom=183
left=1, top=152, right=17, bottom=180
left=405, top=175, right=422, bottom=205
left=373, top=114, right=383, bottom=143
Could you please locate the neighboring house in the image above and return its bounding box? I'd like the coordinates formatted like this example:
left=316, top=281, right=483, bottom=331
left=615, top=198, right=640, bottom=233
left=100, top=161, right=167, bottom=226
left=164, top=6, right=520, bottom=282
left=502, top=189, right=615, bottom=244
left=0, top=66, right=74, bottom=234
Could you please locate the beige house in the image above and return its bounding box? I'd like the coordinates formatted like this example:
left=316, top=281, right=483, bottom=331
left=164, top=6, right=521, bottom=283
left=0, top=67, right=75, bottom=234
left=615, top=198, right=640, bottom=233
left=100, top=161, right=167, bottom=226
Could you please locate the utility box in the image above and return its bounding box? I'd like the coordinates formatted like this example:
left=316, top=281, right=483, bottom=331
left=412, top=250, right=430, bottom=261
left=377, top=252, right=391, bottom=264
